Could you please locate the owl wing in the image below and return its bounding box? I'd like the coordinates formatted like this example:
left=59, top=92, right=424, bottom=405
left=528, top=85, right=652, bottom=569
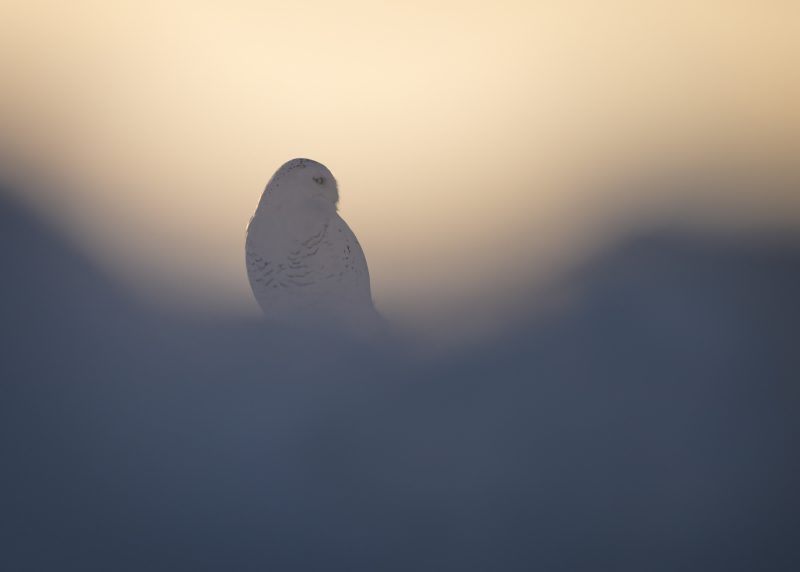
left=246, top=214, right=372, bottom=316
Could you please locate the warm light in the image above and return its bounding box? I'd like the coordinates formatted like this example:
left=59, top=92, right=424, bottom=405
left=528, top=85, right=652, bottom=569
left=1, top=1, right=798, bottom=336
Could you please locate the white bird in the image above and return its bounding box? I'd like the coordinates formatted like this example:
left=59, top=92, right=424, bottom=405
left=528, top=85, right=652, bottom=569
left=246, top=158, right=377, bottom=330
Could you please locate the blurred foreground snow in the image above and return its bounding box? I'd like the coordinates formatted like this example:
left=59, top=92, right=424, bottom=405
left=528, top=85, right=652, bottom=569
left=0, top=185, right=798, bottom=571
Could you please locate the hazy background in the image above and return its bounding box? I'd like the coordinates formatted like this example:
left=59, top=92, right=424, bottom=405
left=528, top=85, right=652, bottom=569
left=1, top=4, right=799, bottom=570
left=2, top=0, right=798, bottom=337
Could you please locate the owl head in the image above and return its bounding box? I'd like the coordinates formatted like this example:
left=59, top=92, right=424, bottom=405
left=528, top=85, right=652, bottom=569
left=262, top=158, right=339, bottom=211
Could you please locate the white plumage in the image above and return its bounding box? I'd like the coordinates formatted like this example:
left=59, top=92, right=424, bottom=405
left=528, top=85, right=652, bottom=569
left=246, top=158, right=375, bottom=328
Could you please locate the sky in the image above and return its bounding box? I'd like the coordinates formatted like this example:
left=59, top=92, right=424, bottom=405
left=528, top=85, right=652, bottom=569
left=1, top=0, right=798, bottom=336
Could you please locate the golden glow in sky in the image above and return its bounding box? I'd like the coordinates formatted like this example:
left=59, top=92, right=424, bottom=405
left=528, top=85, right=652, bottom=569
left=1, top=1, right=798, bottom=333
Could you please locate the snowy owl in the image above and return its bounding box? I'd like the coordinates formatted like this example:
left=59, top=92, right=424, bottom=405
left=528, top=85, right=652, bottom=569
left=246, top=158, right=376, bottom=329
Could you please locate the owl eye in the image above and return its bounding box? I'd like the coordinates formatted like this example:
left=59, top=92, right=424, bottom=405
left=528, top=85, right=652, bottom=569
left=312, top=176, right=325, bottom=185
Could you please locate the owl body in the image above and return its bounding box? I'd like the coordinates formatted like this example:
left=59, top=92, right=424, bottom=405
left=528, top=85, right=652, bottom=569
left=246, top=159, right=374, bottom=326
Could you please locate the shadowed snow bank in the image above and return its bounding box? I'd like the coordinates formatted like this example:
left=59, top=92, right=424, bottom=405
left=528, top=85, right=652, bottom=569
left=1, top=186, right=798, bottom=571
